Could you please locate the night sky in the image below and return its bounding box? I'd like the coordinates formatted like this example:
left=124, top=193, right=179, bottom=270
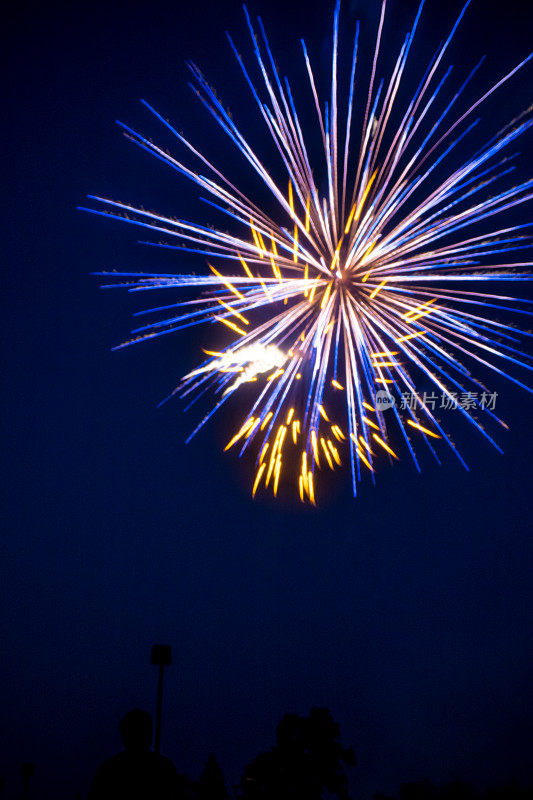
left=2, top=0, right=533, bottom=798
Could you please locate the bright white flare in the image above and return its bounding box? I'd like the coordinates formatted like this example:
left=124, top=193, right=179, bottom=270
left=185, top=343, right=287, bottom=395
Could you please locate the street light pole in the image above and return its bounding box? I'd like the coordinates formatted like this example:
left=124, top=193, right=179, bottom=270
left=21, top=763, right=34, bottom=800
left=151, top=644, right=172, bottom=755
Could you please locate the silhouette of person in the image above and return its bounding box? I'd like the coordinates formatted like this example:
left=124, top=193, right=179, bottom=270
left=87, top=708, right=184, bottom=799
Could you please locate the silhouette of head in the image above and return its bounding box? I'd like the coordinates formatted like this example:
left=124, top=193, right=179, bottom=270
left=119, top=708, right=153, bottom=752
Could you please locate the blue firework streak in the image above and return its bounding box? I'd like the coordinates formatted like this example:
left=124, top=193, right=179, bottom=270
left=83, top=1, right=533, bottom=503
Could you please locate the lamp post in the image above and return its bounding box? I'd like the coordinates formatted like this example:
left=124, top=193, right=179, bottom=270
left=151, top=644, right=172, bottom=755
left=21, top=763, right=34, bottom=800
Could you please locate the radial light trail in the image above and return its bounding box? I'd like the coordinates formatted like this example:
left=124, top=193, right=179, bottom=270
left=83, top=1, right=533, bottom=503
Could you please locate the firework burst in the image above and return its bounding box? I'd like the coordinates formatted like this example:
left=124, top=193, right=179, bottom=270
left=83, top=1, right=533, bottom=503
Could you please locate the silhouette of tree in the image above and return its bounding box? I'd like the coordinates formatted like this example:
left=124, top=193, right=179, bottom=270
left=440, top=781, right=478, bottom=800
left=237, top=707, right=356, bottom=799
left=399, top=780, right=440, bottom=800
left=484, top=785, right=533, bottom=800
left=87, top=708, right=184, bottom=799
left=196, top=754, right=230, bottom=800
left=377, top=779, right=533, bottom=800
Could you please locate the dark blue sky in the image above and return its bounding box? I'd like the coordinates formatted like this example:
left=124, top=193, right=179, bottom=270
left=2, top=0, right=532, bottom=798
